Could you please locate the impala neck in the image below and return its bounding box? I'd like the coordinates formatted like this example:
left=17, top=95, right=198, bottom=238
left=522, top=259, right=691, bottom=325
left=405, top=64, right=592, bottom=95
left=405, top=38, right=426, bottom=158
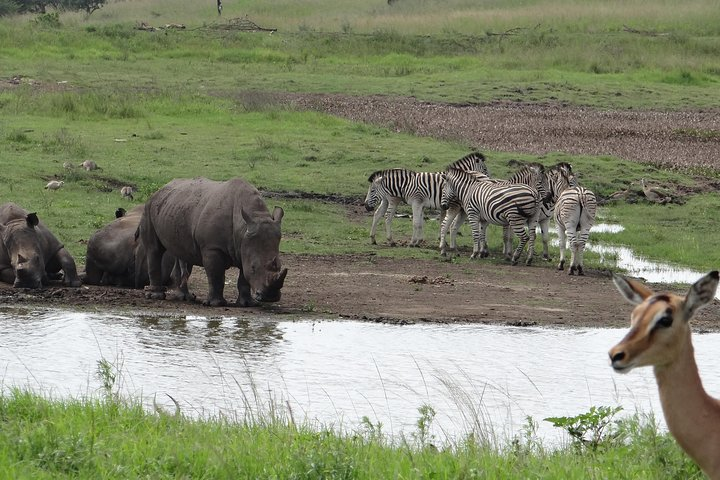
left=654, top=335, right=720, bottom=477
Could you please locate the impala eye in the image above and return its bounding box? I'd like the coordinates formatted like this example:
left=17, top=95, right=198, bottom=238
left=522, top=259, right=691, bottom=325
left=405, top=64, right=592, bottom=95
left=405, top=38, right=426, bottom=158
left=654, top=314, right=673, bottom=330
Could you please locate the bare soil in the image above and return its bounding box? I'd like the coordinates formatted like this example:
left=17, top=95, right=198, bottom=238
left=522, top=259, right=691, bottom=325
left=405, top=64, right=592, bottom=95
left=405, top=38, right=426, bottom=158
left=2, top=92, right=720, bottom=330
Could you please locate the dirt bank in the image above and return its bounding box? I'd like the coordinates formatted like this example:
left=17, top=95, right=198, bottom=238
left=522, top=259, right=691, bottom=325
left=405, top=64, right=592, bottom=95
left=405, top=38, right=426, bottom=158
left=2, top=254, right=719, bottom=332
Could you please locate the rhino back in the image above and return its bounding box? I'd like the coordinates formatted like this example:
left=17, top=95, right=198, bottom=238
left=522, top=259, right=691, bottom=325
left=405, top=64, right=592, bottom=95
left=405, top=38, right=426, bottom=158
left=86, top=205, right=144, bottom=274
left=145, top=178, right=272, bottom=266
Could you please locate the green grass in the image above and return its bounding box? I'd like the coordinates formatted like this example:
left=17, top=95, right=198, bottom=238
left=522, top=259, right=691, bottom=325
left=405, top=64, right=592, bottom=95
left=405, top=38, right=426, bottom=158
left=0, top=387, right=702, bottom=479
left=1, top=88, right=718, bottom=271
left=1, top=0, right=720, bottom=109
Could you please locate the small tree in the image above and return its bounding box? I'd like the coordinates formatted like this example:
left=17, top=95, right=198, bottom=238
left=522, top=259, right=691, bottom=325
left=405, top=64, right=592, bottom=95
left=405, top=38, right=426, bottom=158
left=62, top=0, right=106, bottom=15
left=0, top=0, right=19, bottom=16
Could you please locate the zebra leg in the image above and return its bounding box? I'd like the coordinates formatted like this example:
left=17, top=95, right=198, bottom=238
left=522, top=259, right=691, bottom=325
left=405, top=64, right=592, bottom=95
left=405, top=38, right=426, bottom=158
left=468, top=215, right=484, bottom=259
left=574, top=227, right=591, bottom=276
left=525, top=220, right=537, bottom=266
left=567, top=230, right=579, bottom=275
left=384, top=198, right=401, bottom=246
left=508, top=220, right=529, bottom=266
left=370, top=198, right=389, bottom=245
left=539, top=217, right=550, bottom=261
left=449, top=208, right=466, bottom=255
left=409, top=201, right=425, bottom=247
left=556, top=222, right=567, bottom=272
left=439, top=206, right=459, bottom=256
left=502, top=225, right=513, bottom=260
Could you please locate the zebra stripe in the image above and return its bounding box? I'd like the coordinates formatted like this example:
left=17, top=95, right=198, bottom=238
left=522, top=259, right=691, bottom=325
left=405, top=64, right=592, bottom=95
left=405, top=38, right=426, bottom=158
left=535, top=162, right=574, bottom=260
left=439, top=162, right=548, bottom=257
left=554, top=185, right=597, bottom=275
left=440, top=168, right=541, bottom=265
left=365, top=152, right=488, bottom=247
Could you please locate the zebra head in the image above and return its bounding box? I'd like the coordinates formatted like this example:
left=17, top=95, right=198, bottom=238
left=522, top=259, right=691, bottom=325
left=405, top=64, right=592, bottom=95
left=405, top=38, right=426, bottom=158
left=440, top=171, right=460, bottom=210
left=446, top=152, right=489, bottom=175
left=364, top=172, right=383, bottom=211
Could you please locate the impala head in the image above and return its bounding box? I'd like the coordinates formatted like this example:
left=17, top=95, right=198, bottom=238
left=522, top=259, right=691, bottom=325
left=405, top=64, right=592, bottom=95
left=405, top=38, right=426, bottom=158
left=609, top=271, right=719, bottom=373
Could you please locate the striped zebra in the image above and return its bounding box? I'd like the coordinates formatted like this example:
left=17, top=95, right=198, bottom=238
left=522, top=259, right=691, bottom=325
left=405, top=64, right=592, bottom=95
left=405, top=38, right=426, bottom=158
left=440, top=168, right=541, bottom=265
left=439, top=162, right=548, bottom=257
left=554, top=185, right=597, bottom=275
left=534, top=162, right=575, bottom=260
left=364, top=152, right=488, bottom=246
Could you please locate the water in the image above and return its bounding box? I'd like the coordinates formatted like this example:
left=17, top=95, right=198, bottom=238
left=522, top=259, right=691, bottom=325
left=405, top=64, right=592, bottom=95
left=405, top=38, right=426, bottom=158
left=3, top=308, right=720, bottom=447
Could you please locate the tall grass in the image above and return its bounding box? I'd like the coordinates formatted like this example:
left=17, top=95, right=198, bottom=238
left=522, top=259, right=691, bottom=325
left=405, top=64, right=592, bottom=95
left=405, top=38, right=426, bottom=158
left=0, top=385, right=701, bottom=479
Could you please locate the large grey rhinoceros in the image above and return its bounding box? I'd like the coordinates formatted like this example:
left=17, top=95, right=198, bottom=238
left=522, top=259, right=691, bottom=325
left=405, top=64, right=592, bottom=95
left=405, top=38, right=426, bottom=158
left=0, top=202, right=82, bottom=288
left=139, top=177, right=288, bottom=306
left=83, top=205, right=176, bottom=288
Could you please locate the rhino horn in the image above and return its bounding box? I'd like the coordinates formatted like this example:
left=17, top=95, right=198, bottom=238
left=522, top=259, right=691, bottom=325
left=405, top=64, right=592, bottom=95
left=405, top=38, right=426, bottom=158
left=272, top=268, right=288, bottom=289
left=26, top=213, right=39, bottom=228
left=17, top=253, right=27, bottom=264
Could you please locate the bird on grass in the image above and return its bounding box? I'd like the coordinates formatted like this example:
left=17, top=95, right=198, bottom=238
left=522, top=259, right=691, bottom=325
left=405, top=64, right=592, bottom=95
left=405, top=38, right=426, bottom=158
left=45, top=180, right=64, bottom=190
left=80, top=160, right=101, bottom=171
left=120, top=186, right=135, bottom=200
left=640, top=178, right=672, bottom=204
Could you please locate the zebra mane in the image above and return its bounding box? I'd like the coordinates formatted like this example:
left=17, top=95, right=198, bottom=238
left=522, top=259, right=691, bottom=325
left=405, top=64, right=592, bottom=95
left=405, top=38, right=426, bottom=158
left=551, top=161, right=573, bottom=173
left=444, top=167, right=477, bottom=182
left=445, top=151, right=488, bottom=173
left=368, top=168, right=410, bottom=183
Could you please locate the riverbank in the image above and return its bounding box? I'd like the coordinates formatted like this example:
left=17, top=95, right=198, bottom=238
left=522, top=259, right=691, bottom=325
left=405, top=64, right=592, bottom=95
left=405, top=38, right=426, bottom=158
left=2, top=253, right=719, bottom=331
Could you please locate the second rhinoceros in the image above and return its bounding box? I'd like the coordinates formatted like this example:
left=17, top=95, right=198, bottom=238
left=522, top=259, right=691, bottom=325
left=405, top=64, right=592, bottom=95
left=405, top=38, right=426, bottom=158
left=84, top=205, right=176, bottom=288
left=0, top=202, right=81, bottom=288
left=139, top=177, right=287, bottom=306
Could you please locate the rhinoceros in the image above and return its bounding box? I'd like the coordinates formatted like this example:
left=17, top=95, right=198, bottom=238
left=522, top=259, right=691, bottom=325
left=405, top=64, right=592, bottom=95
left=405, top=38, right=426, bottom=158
left=0, top=202, right=81, bottom=288
left=83, top=205, right=176, bottom=288
left=139, top=177, right=287, bottom=306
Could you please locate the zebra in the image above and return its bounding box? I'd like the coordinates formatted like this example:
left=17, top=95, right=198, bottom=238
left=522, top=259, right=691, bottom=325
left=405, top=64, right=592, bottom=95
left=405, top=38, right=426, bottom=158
left=554, top=185, right=597, bottom=275
left=439, top=162, right=548, bottom=257
left=534, top=162, right=575, bottom=260
left=364, top=152, right=488, bottom=246
left=440, top=168, right=541, bottom=265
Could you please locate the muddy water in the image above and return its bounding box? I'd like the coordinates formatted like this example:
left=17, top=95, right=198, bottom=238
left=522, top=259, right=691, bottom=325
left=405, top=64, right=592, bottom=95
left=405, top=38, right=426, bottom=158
left=3, top=308, right=720, bottom=446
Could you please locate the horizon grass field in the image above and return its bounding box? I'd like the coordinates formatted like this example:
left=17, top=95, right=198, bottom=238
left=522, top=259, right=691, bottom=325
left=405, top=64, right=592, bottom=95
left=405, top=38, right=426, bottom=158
left=0, top=0, right=718, bottom=269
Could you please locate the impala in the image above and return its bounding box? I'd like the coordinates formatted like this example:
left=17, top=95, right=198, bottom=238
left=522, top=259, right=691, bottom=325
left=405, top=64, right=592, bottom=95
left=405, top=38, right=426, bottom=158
left=609, top=271, right=720, bottom=479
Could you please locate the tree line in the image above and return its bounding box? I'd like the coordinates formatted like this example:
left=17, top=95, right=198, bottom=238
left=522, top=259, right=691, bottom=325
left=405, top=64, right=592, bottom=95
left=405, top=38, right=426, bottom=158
left=0, top=0, right=106, bottom=17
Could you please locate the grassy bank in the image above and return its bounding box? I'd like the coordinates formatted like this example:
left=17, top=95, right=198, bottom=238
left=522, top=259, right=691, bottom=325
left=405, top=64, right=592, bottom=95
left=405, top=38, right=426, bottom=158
left=0, top=88, right=718, bottom=271
left=0, top=387, right=701, bottom=479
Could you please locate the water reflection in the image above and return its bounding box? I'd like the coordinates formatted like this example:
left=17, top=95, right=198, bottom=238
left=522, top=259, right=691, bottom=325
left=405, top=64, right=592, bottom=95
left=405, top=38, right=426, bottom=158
left=4, top=309, right=720, bottom=446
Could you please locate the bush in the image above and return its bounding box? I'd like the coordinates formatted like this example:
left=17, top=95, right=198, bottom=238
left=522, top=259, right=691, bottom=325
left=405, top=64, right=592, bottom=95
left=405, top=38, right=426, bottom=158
left=0, top=0, right=19, bottom=16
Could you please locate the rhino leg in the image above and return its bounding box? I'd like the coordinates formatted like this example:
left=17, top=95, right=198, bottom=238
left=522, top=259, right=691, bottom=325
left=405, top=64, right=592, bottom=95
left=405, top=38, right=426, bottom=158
left=235, top=273, right=258, bottom=307
left=166, top=261, right=196, bottom=302
left=50, top=248, right=81, bottom=287
left=203, top=252, right=228, bottom=307
left=83, top=259, right=104, bottom=285
left=0, top=266, right=16, bottom=285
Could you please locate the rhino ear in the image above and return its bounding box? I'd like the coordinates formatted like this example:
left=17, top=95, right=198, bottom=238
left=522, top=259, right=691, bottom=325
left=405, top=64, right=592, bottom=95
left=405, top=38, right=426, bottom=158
left=26, top=213, right=39, bottom=228
left=241, top=208, right=259, bottom=236
left=272, top=206, right=284, bottom=223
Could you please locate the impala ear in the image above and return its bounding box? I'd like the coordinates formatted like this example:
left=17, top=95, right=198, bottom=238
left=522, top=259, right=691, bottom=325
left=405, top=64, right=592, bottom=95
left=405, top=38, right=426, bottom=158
left=612, top=273, right=653, bottom=305
left=684, top=271, right=719, bottom=319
